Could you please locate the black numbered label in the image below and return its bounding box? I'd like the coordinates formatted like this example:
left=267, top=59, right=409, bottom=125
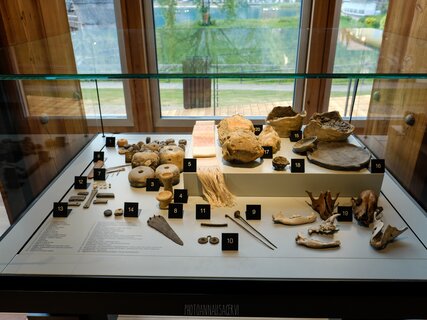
left=196, top=204, right=211, bottom=219
left=124, top=202, right=139, bottom=217
left=74, top=176, right=88, bottom=189
left=93, top=151, right=104, bottom=162
left=254, top=125, right=263, bottom=136
left=183, top=158, right=197, bottom=172
left=261, top=146, right=273, bottom=159
left=246, top=204, right=261, bottom=220
left=291, top=159, right=305, bottom=173
left=106, top=137, right=116, bottom=147
left=174, top=189, right=188, bottom=203
left=146, top=178, right=160, bottom=191
left=93, top=168, right=106, bottom=181
left=337, top=206, right=353, bottom=222
left=222, top=233, right=239, bottom=251
left=168, top=203, right=183, bottom=219
left=370, top=159, right=385, bottom=173
left=53, top=202, right=71, bottom=218
left=290, top=130, right=303, bottom=142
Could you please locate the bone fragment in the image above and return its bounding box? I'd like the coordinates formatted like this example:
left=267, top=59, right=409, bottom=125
left=295, top=233, right=340, bottom=249
left=272, top=212, right=317, bottom=225
left=308, top=213, right=340, bottom=235
left=370, top=210, right=408, bottom=250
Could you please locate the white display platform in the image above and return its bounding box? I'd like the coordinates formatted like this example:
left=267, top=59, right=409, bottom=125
left=0, top=134, right=426, bottom=282
left=184, top=131, right=384, bottom=197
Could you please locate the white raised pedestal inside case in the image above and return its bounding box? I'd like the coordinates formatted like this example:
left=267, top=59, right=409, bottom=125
left=184, top=134, right=384, bottom=197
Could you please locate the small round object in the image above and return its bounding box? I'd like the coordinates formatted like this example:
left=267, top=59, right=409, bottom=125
left=146, top=136, right=151, bottom=144
left=118, top=148, right=127, bottom=155
left=117, top=138, right=128, bottom=147
left=272, top=156, right=290, bottom=171
left=209, top=236, right=219, bottom=245
left=198, top=237, right=209, bottom=244
left=178, top=143, right=186, bottom=151
left=104, top=209, right=112, bottom=217
left=123, top=144, right=131, bottom=149
left=178, top=139, right=187, bottom=145
left=114, top=208, right=123, bottom=216
left=404, top=113, right=415, bottom=126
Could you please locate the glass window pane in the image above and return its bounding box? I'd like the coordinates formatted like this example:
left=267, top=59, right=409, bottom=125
left=65, top=0, right=127, bottom=119
left=154, top=0, right=302, bottom=118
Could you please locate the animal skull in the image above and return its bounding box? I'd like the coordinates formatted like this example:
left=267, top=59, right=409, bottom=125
left=351, top=190, right=380, bottom=227
left=370, top=209, right=408, bottom=250
left=306, top=190, right=339, bottom=220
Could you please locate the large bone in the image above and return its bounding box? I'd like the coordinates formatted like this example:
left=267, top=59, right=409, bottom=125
left=308, top=213, right=340, bottom=235
left=295, top=233, right=340, bottom=249
left=272, top=212, right=317, bottom=225
left=370, top=210, right=408, bottom=250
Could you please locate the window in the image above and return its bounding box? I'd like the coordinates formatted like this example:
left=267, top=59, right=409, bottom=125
left=151, top=0, right=305, bottom=120
left=66, top=0, right=132, bottom=124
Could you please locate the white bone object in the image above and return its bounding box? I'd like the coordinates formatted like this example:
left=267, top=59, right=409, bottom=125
left=308, top=213, right=340, bottom=235
left=272, top=212, right=317, bottom=225
left=295, top=233, right=341, bottom=249
left=370, top=210, right=408, bottom=250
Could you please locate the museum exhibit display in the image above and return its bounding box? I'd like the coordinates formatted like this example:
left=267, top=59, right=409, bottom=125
left=0, top=0, right=427, bottom=319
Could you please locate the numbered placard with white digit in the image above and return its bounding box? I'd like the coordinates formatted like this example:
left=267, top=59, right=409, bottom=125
left=168, top=203, right=183, bottom=219
left=261, top=146, right=273, bottom=159
left=53, top=202, right=71, bottom=218
left=222, top=233, right=238, bottom=251
left=74, top=176, right=88, bottom=189
left=370, top=159, right=385, bottom=173
left=246, top=204, right=261, bottom=220
left=183, top=158, right=197, bottom=172
left=106, top=137, right=116, bottom=147
left=146, top=178, right=160, bottom=191
left=94, top=168, right=106, bottom=181
left=174, top=189, right=188, bottom=203
left=124, top=202, right=140, bottom=217
left=291, top=159, right=305, bottom=173
left=196, top=204, right=211, bottom=219
left=93, top=151, right=104, bottom=162
left=290, top=130, right=302, bottom=142
left=254, top=124, right=263, bottom=136
left=337, top=206, right=353, bottom=222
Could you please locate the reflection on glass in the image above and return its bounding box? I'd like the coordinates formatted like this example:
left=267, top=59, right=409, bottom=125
left=66, top=0, right=127, bottom=118
left=329, top=0, right=389, bottom=118
left=154, top=0, right=302, bottom=117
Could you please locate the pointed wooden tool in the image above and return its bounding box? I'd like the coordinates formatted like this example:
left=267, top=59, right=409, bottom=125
left=147, top=215, right=184, bottom=246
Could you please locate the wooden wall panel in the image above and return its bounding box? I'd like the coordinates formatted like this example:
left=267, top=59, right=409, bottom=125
left=366, top=0, right=427, bottom=199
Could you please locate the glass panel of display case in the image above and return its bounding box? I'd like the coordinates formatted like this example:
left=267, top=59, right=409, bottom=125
left=356, top=78, right=427, bottom=211
left=0, top=79, right=99, bottom=237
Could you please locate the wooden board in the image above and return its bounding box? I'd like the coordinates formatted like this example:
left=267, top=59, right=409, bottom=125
left=307, top=141, right=371, bottom=171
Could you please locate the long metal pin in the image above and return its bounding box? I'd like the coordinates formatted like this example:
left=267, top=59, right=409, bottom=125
left=234, top=210, right=277, bottom=248
left=225, top=214, right=274, bottom=250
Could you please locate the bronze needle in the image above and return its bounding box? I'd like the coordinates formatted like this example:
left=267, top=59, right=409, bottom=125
left=225, top=214, right=275, bottom=250
left=234, top=210, right=277, bottom=249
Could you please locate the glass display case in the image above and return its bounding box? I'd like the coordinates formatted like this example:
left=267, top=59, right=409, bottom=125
left=0, top=1, right=427, bottom=318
